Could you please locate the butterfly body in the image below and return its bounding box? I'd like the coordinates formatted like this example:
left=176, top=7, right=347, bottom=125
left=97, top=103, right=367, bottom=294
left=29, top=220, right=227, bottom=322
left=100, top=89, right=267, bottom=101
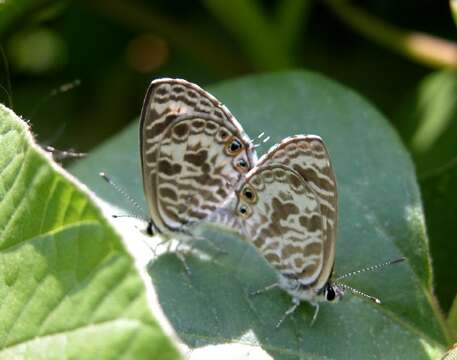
left=235, top=135, right=337, bottom=285
left=215, top=135, right=344, bottom=324
left=223, top=134, right=404, bottom=326
left=276, top=275, right=344, bottom=306
left=140, top=78, right=257, bottom=239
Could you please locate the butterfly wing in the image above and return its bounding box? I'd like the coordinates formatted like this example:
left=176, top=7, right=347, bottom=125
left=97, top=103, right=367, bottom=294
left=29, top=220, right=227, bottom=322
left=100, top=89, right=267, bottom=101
left=236, top=135, right=337, bottom=289
left=237, top=164, right=325, bottom=286
left=140, top=79, right=257, bottom=233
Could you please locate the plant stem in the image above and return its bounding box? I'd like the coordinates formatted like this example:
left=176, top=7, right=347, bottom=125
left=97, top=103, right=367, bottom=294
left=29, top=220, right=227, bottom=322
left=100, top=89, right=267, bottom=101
left=325, top=0, right=457, bottom=69
left=451, top=0, right=457, bottom=29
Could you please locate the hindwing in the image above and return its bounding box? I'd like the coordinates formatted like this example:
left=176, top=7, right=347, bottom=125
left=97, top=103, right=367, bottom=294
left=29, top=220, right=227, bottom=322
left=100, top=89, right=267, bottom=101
left=235, top=135, right=337, bottom=289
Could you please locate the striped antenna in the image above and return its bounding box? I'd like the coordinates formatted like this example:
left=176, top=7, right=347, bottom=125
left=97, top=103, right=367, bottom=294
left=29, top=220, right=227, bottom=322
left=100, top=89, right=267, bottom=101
left=338, top=283, right=381, bottom=304
left=334, top=257, right=406, bottom=282
left=99, top=172, right=148, bottom=222
left=30, top=79, right=81, bottom=118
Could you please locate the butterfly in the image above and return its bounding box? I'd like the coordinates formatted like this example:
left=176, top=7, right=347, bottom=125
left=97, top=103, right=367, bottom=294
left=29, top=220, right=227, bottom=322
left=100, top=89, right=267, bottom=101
left=139, top=78, right=257, bottom=244
left=219, top=135, right=405, bottom=327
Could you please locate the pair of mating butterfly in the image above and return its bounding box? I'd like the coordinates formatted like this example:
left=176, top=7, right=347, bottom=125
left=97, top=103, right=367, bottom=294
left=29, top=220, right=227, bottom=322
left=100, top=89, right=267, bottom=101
left=105, top=78, right=404, bottom=328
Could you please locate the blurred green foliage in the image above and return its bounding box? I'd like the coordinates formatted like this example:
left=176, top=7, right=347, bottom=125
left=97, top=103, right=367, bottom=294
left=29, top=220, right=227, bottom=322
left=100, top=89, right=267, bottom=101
left=1, top=0, right=457, bottom=344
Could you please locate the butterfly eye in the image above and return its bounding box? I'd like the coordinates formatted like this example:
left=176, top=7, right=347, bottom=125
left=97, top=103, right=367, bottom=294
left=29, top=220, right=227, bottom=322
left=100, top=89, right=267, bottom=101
left=238, top=204, right=251, bottom=218
left=325, top=287, right=336, bottom=302
left=226, top=137, right=243, bottom=156
left=241, top=186, right=256, bottom=203
left=236, top=158, right=249, bottom=173
left=238, top=159, right=248, bottom=168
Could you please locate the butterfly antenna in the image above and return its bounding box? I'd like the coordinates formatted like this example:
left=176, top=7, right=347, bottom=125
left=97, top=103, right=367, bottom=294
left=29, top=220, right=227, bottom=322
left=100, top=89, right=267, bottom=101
left=112, top=214, right=147, bottom=221
left=45, top=145, right=86, bottom=161
left=252, top=132, right=271, bottom=148
left=99, top=172, right=148, bottom=221
left=337, top=283, right=381, bottom=304
left=30, top=79, right=81, bottom=119
left=334, top=257, right=406, bottom=282
left=0, top=44, right=13, bottom=108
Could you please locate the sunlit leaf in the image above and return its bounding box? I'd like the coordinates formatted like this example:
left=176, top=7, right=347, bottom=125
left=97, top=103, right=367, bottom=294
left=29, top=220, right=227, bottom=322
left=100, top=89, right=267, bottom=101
left=0, top=105, right=182, bottom=360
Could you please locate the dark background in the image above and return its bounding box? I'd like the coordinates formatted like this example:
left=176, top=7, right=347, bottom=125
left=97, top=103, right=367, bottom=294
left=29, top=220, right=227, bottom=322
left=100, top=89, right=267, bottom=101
left=1, top=0, right=456, bottom=314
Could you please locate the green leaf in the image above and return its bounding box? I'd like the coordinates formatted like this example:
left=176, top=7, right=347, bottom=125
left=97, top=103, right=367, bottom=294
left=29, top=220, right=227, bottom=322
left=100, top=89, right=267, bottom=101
left=420, top=160, right=457, bottom=313
left=71, top=71, right=450, bottom=359
left=398, top=70, right=457, bottom=174
left=0, top=105, right=182, bottom=359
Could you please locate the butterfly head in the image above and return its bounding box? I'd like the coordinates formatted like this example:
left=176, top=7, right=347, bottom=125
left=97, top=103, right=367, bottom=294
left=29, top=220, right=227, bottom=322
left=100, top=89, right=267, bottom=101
left=321, top=282, right=345, bottom=303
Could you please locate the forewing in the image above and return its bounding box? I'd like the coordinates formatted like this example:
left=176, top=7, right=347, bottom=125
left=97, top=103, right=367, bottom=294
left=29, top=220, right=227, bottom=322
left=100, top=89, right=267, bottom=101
left=140, top=78, right=256, bottom=232
left=237, top=165, right=325, bottom=286
left=257, top=135, right=338, bottom=288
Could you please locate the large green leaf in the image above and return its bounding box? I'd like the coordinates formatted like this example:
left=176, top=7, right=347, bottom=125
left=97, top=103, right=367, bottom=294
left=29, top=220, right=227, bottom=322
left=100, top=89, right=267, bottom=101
left=0, top=105, right=182, bottom=359
left=420, top=160, right=457, bottom=313
left=71, top=71, right=451, bottom=359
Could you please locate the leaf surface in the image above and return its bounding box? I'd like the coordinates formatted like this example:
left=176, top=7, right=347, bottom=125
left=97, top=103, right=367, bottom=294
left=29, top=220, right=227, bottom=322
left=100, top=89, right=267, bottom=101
left=71, top=71, right=450, bottom=359
left=0, top=105, right=182, bottom=360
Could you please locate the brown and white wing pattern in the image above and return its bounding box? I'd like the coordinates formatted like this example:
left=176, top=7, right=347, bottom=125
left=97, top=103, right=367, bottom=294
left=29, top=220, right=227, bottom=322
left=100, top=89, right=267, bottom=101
left=236, top=164, right=325, bottom=285
left=235, top=135, right=337, bottom=289
left=258, top=135, right=337, bottom=288
left=140, top=78, right=257, bottom=234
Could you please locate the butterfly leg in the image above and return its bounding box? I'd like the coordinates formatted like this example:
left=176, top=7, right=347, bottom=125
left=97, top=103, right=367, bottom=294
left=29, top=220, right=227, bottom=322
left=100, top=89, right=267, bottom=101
left=150, top=238, right=169, bottom=257
left=45, top=145, right=86, bottom=161
left=310, top=303, right=320, bottom=326
left=275, top=297, right=300, bottom=328
left=175, top=241, right=192, bottom=276
left=249, top=282, right=279, bottom=296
